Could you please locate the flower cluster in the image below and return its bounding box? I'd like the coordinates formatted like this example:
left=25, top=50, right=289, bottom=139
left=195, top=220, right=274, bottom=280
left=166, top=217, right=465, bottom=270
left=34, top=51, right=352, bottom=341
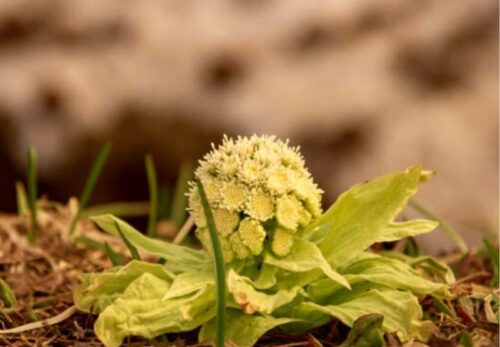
left=187, top=135, right=323, bottom=262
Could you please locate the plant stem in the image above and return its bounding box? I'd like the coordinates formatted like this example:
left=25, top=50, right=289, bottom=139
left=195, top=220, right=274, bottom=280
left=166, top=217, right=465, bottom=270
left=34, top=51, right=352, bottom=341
left=69, top=143, right=111, bottom=235
left=27, top=147, right=38, bottom=242
left=197, top=181, right=225, bottom=347
left=145, top=153, right=159, bottom=237
left=409, top=200, right=468, bottom=254
left=170, top=162, right=193, bottom=229
left=173, top=216, right=194, bottom=245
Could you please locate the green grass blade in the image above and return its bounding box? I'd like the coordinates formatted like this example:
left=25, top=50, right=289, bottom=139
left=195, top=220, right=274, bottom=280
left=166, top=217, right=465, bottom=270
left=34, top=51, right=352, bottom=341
left=404, top=237, right=421, bottom=257
left=170, top=162, right=193, bottom=229
left=459, top=332, right=473, bottom=347
left=0, top=278, right=17, bottom=308
left=74, top=236, right=106, bottom=250
left=27, top=147, right=38, bottom=242
left=15, top=181, right=29, bottom=216
left=145, top=153, right=159, bottom=237
left=483, top=238, right=499, bottom=287
left=81, top=201, right=150, bottom=218
left=79, top=143, right=112, bottom=209
left=104, top=241, right=122, bottom=266
left=74, top=236, right=121, bottom=266
left=433, top=297, right=456, bottom=318
left=409, top=200, right=468, bottom=254
left=115, top=221, right=141, bottom=260
left=69, top=143, right=111, bottom=235
left=158, top=184, right=171, bottom=219
left=197, top=181, right=225, bottom=347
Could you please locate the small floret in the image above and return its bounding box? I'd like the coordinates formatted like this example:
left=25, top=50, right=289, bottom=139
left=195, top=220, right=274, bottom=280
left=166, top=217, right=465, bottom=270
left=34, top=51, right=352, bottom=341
left=298, top=207, right=312, bottom=227
left=276, top=195, right=302, bottom=231
left=245, top=190, right=274, bottom=222
left=229, top=232, right=251, bottom=259
left=238, top=218, right=266, bottom=255
left=213, top=209, right=239, bottom=237
left=220, top=182, right=247, bottom=211
left=271, top=227, right=295, bottom=257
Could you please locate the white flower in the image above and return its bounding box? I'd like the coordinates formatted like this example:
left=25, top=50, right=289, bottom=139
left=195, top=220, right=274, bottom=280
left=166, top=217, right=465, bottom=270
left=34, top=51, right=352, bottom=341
left=188, top=135, right=323, bottom=262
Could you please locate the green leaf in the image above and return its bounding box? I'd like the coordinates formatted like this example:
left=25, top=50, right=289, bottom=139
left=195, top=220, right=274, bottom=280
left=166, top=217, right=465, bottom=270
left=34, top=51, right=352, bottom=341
left=342, top=255, right=449, bottom=296
left=95, top=273, right=215, bottom=347
left=27, top=147, right=38, bottom=242
left=339, top=314, right=385, bottom=347
left=15, top=181, right=29, bottom=217
left=74, top=260, right=174, bottom=313
left=90, top=214, right=209, bottom=272
left=115, top=221, right=141, bottom=260
left=251, top=264, right=279, bottom=290
left=227, top=269, right=302, bottom=314
left=376, top=219, right=438, bottom=243
left=104, top=242, right=122, bottom=266
left=306, top=165, right=425, bottom=267
left=70, top=143, right=111, bottom=235
left=292, top=288, right=433, bottom=341
left=199, top=309, right=298, bottom=347
left=264, top=239, right=350, bottom=289
left=308, top=255, right=449, bottom=304
left=145, top=153, right=159, bottom=237
left=162, top=271, right=214, bottom=300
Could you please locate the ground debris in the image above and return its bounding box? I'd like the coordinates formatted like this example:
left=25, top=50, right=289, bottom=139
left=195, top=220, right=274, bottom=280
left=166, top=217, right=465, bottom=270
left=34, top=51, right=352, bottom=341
left=0, top=205, right=498, bottom=346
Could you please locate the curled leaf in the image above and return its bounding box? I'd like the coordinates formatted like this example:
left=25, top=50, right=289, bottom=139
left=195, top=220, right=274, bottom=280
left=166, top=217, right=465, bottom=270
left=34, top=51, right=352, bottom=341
left=264, top=239, right=350, bottom=289
left=377, top=219, right=438, bottom=243
left=227, top=270, right=302, bottom=314
left=74, top=260, right=174, bottom=313
left=95, top=273, right=215, bottom=347
left=291, top=288, right=434, bottom=341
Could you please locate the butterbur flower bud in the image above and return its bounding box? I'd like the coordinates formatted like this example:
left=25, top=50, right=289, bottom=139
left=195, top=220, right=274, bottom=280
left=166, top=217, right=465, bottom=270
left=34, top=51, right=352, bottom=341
left=271, top=227, right=295, bottom=257
left=187, top=135, right=323, bottom=262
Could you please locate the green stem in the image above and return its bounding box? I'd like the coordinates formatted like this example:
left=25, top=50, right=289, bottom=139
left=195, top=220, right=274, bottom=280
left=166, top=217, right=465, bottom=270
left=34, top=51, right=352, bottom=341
left=173, top=216, right=194, bottom=245
left=27, top=147, right=38, bottom=242
left=197, top=181, right=225, bottom=347
left=70, top=143, right=111, bottom=235
left=409, top=200, right=468, bottom=254
left=170, top=162, right=193, bottom=229
left=145, top=154, right=159, bottom=237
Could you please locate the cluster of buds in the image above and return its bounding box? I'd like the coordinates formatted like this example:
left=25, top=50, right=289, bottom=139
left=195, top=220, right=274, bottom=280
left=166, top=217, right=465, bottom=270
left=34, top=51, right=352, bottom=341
left=187, top=135, right=323, bottom=262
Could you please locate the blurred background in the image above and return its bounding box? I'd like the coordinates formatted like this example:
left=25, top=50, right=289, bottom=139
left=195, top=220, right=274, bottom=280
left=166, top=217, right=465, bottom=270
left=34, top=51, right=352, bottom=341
left=0, top=0, right=498, bottom=253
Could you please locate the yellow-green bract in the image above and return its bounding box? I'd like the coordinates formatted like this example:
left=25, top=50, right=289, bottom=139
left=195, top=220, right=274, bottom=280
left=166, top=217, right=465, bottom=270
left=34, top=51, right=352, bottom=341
left=188, top=135, right=323, bottom=262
